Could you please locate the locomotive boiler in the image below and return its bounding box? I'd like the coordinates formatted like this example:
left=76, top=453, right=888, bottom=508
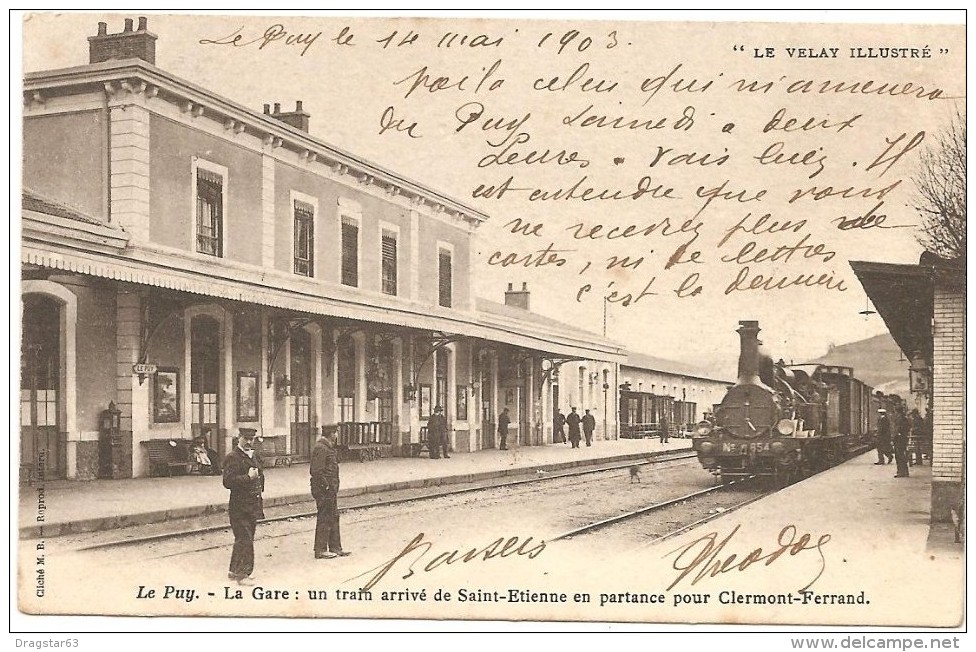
left=692, top=320, right=875, bottom=483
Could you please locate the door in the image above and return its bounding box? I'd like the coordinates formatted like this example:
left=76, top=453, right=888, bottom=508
left=481, top=370, right=494, bottom=449
left=551, top=384, right=560, bottom=442
left=190, top=317, right=220, bottom=454
left=20, top=296, right=63, bottom=479
left=518, top=385, right=528, bottom=445
left=290, top=330, right=313, bottom=459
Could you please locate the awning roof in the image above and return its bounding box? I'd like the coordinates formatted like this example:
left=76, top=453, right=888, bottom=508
left=849, top=260, right=933, bottom=361
left=22, top=213, right=624, bottom=363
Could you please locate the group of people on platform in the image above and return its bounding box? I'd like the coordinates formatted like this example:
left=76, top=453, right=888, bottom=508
left=875, top=398, right=932, bottom=479
left=553, top=407, right=598, bottom=448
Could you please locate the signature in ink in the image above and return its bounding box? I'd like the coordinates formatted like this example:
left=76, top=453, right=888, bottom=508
left=199, top=24, right=321, bottom=57
left=348, top=533, right=546, bottom=591
left=664, top=523, right=831, bottom=592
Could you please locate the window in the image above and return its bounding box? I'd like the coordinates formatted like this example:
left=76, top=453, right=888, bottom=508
left=381, top=230, right=398, bottom=295
left=435, top=349, right=448, bottom=413
left=341, top=217, right=359, bottom=287
left=337, top=337, right=356, bottom=421
left=438, top=248, right=452, bottom=308
left=195, top=168, right=223, bottom=257
left=293, top=200, right=314, bottom=277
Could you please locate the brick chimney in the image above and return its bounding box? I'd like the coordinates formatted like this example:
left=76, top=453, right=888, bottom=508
left=504, top=282, right=530, bottom=310
left=88, top=17, right=157, bottom=65
left=266, top=100, right=310, bottom=132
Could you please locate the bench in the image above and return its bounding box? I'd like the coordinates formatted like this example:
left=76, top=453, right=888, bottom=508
left=336, top=422, right=394, bottom=462
left=260, top=436, right=298, bottom=468
left=142, top=439, right=192, bottom=477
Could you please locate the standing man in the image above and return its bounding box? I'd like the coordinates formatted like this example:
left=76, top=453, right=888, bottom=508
left=566, top=407, right=582, bottom=449
left=582, top=409, right=596, bottom=447
left=428, top=406, right=450, bottom=459
left=909, top=409, right=926, bottom=466
left=223, top=428, right=265, bottom=585
left=310, top=426, right=351, bottom=559
left=874, top=409, right=893, bottom=465
left=659, top=413, right=670, bottom=445
left=892, top=404, right=911, bottom=478
left=498, top=407, right=511, bottom=451
left=553, top=409, right=566, bottom=444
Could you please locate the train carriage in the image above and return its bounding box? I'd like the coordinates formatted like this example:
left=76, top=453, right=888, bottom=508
left=693, top=321, right=878, bottom=484
left=619, top=390, right=676, bottom=439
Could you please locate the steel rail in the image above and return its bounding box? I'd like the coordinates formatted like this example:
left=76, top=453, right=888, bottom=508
left=78, top=451, right=699, bottom=551
left=548, top=475, right=758, bottom=541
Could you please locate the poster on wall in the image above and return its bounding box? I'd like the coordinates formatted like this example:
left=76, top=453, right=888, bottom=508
left=419, top=384, right=432, bottom=420
left=13, top=9, right=965, bottom=638
left=237, top=372, right=259, bottom=422
left=152, top=369, right=180, bottom=423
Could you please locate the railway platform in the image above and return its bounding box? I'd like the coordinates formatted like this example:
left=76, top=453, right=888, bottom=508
left=19, top=437, right=693, bottom=538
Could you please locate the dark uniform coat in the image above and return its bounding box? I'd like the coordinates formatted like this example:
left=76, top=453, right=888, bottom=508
left=309, top=437, right=340, bottom=498
left=566, top=411, right=582, bottom=446
left=223, top=447, right=265, bottom=519
left=310, top=436, right=343, bottom=554
left=427, top=412, right=449, bottom=458
left=222, top=446, right=265, bottom=579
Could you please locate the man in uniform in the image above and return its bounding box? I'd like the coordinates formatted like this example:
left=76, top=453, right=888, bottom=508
left=309, top=426, right=351, bottom=559
left=498, top=407, right=511, bottom=450
left=223, top=428, right=265, bottom=584
left=892, top=403, right=911, bottom=478
left=582, top=409, right=596, bottom=447
left=874, top=409, right=893, bottom=465
left=427, top=406, right=450, bottom=459
left=659, top=413, right=670, bottom=445
left=566, top=407, right=582, bottom=448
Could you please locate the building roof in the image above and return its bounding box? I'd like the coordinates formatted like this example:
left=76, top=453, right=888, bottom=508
left=24, top=59, right=487, bottom=226
left=849, top=259, right=935, bottom=362
left=474, top=297, right=620, bottom=350
left=850, top=253, right=964, bottom=364
left=23, top=189, right=110, bottom=227
left=623, top=350, right=732, bottom=384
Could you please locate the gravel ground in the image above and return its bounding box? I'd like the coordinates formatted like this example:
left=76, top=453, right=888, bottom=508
left=19, top=459, right=767, bottom=617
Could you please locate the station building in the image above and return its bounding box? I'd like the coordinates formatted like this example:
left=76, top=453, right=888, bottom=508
left=20, top=18, right=624, bottom=480
left=851, top=253, right=965, bottom=523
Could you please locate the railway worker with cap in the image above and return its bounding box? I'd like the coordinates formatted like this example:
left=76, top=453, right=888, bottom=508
left=658, top=413, right=671, bottom=445
left=310, top=426, right=351, bottom=559
left=582, top=409, right=596, bottom=447
left=566, top=407, right=582, bottom=448
left=874, top=409, right=894, bottom=465
left=427, top=406, right=450, bottom=459
left=498, top=407, right=511, bottom=450
left=223, top=427, right=265, bottom=585
left=892, top=403, right=911, bottom=478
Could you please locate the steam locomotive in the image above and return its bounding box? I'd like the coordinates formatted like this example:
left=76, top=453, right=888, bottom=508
left=692, top=321, right=881, bottom=483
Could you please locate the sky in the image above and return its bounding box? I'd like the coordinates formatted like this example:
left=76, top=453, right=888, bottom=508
left=18, top=10, right=965, bottom=378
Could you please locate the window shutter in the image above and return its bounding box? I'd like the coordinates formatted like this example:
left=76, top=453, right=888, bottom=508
left=438, top=250, right=452, bottom=307
left=381, top=233, right=397, bottom=295
left=341, top=220, right=359, bottom=286
left=293, top=200, right=314, bottom=277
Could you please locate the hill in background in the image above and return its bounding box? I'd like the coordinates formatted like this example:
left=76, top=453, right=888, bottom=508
left=805, top=332, right=911, bottom=395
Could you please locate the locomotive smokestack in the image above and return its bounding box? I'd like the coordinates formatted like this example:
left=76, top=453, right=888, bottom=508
left=736, top=320, right=762, bottom=386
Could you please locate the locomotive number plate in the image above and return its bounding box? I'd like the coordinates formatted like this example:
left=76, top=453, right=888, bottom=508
left=722, top=441, right=771, bottom=455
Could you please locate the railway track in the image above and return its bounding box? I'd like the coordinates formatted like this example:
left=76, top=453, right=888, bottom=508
left=78, top=450, right=699, bottom=551
left=550, top=475, right=759, bottom=541
left=550, top=444, right=874, bottom=547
